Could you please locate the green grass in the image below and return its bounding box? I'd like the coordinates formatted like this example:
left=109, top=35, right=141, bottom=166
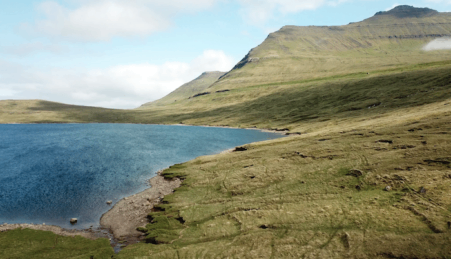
left=117, top=110, right=451, bottom=258
left=0, top=228, right=114, bottom=259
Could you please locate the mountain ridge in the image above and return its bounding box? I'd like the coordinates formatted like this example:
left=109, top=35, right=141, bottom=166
left=374, top=5, right=439, bottom=18
left=141, top=71, right=225, bottom=107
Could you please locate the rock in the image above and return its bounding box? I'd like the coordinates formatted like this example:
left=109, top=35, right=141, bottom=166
left=259, top=224, right=269, bottom=229
left=341, top=232, right=350, bottom=249
left=42, top=223, right=45, bottom=226
left=70, top=218, right=78, bottom=224
left=385, top=186, right=392, bottom=191
left=419, top=187, right=427, bottom=194
left=106, top=201, right=113, bottom=205
left=347, top=169, right=363, bottom=177
left=233, top=146, right=247, bottom=152
left=355, top=185, right=362, bottom=191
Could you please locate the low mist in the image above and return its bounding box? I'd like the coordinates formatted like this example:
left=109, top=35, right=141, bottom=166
left=423, top=37, right=451, bottom=51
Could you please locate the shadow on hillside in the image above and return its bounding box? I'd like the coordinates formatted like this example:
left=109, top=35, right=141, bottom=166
left=137, top=66, right=451, bottom=127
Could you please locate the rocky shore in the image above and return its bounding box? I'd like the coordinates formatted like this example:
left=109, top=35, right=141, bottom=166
left=1, top=170, right=182, bottom=247
left=100, top=172, right=182, bottom=239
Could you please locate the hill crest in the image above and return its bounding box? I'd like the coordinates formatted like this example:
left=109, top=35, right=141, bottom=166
left=375, top=5, right=438, bottom=18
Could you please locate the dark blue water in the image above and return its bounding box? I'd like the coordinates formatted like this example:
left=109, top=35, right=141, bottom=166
left=0, top=124, right=283, bottom=229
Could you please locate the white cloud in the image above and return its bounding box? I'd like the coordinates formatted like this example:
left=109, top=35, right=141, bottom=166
left=3, top=42, right=65, bottom=56
left=422, top=37, right=451, bottom=51
left=23, top=0, right=219, bottom=41
left=237, top=0, right=349, bottom=25
left=0, top=50, right=235, bottom=108
left=22, top=0, right=355, bottom=40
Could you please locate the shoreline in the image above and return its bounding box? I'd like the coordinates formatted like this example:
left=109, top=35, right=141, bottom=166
left=0, top=223, right=107, bottom=240
left=0, top=122, right=293, bottom=134
left=0, top=124, right=286, bottom=249
left=100, top=171, right=182, bottom=240
left=0, top=171, right=182, bottom=251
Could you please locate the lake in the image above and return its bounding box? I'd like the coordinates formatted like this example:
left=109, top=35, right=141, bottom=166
left=0, top=124, right=283, bottom=229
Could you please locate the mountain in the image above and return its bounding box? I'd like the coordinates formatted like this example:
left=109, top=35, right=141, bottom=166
left=127, top=6, right=451, bottom=129
left=141, top=71, right=225, bottom=107
left=206, top=5, right=451, bottom=91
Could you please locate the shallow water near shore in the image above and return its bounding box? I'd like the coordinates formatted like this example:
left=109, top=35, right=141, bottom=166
left=0, top=124, right=283, bottom=230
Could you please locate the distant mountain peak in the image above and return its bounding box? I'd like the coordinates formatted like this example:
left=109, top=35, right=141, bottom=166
left=375, top=5, right=438, bottom=18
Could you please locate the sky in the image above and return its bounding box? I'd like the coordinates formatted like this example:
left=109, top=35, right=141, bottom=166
left=0, top=0, right=450, bottom=109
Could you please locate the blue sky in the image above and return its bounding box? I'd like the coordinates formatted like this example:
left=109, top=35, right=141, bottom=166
left=0, top=0, right=450, bottom=108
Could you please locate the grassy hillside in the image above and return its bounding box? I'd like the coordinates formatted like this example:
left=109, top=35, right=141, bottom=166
left=0, top=99, right=136, bottom=124
left=0, top=228, right=114, bottom=259
left=119, top=103, right=451, bottom=258
left=131, top=64, right=451, bottom=130
left=141, top=71, right=226, bottom=107
left=117, top=62, right=451, bottom=258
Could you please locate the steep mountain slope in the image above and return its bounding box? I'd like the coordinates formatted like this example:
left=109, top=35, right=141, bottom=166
left=141, top=71, right=225, bottom=107
left=206, top=5, right=451, bottom=91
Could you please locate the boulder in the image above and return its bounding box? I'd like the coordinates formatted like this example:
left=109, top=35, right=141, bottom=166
left=70, top=218, right=78, bottom=224
left=106, top=201, right=113, bottom=205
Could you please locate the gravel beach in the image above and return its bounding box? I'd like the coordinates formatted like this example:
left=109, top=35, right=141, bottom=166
left=100, top=172, right=182, bottom=239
